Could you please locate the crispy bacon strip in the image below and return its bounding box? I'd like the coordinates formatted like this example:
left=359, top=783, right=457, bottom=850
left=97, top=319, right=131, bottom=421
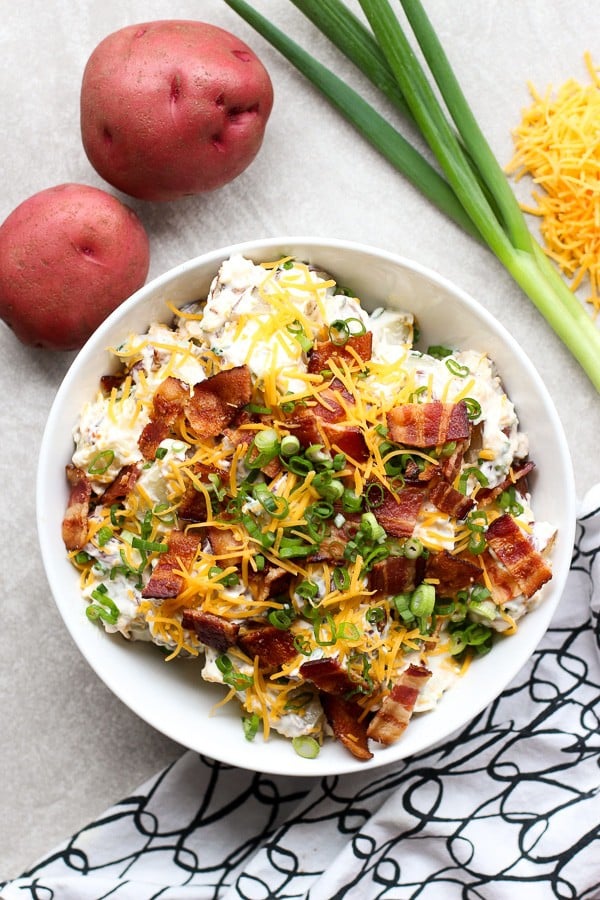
left=477, top=460, right=535, bottom=506
left=368, top=555, right=418, bottom=594
left=320, top=695, right=373, bottom=761
left=100, top=372, right=126, bottom=393
left=141, top=530, right=200, bottom=599
left=247, top=566, right=291, bottom=603
left=237, top=626, right=297, bottom=670
left=138, top=376, right=189, bottom=459
left=307, top=332, right=373, bottom=374
left=299, top=657, right=367, bottom=696
left=479, top=550, right=521, bottom=604
left=387, top=401, right=471, bottom=448
left=485, top=514, right=552, bottom=598
left=186, top=366, right=252, bottom=438
left=424, top=550, right=481, bottom=594
left=429, top=479, right=475, bottom=520
left=325, top=423, right=370, bottom=463
left=366, top=664, right=431, bottom=745
left=98, top=464, right=141, bottom=507
left=206, top=526, right=244, bottom=566
left=440, top=438, right=469, bottom=483
left=62, top=465, right=92, bottom=551
left=373, top=484, right=427, bottom=538
left=181, top=608, right=240, bottom=652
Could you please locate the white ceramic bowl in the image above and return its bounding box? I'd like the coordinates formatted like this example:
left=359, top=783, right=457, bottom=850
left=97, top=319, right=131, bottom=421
left=37, top=237, right=576, bottom=776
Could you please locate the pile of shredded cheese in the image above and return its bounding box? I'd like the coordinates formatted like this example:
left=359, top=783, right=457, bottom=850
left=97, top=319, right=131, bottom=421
left=506, top=53, right=600, bottom=313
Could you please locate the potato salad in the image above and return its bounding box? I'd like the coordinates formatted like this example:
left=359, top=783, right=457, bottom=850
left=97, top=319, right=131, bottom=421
left=62, top=254, right=555, bottom=760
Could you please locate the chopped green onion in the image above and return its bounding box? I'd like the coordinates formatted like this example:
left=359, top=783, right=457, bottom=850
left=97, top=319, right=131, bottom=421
left=342, top=488, right=363, bottom=513
left=286, top=455, right=313, bottom=476
left=313, top=473, right=344, bottom=501
left=131, top=537, right=169, bottom=554
left=337, top=621, right=362, bottom=641
left=332, top=453, right=347, bottom=471
left=464, top=397, right=482, bottom=421
left=280, top=434, right=301, bottom=457
left=292, top=735, right=320, bottom=759
left=458, top=467, right=489, bottom=495
left=268, top=608, right=296, bottom=629
left=154, top=446, right=168, bottom=460
left=409, top=583, right=435, bottom=618
left=333, top=566, right=350, bottom=591
left=306, top=443, right=331, bottom=464
left=242, top=713, right=261, bottom=741
left=255, top=554, right=266, bottom=572
left=246, top=403, right=272, bottom=415
left=287, top=320, right=313, bottom=352
left=360, top=511, right=386, bottom=543
left=445, top=358, right=470, bottom=378
left=252, top=482, right=290, bottom=519
left=427, top=344, right=452, bottom=359
left=365, top=481, right=385, bottom=509
left=96, top=526, right=113, bottom=547
left=74, top=550, right=92, bottom=565
left=328, top=319, right=351, bottom=345
left=88, top=449, right=114, bottom=475
left=245, top=428, right=280, bottom=469
left=296, top=579, right=319, bottom=600
left=110, top=504, right=125, bottom=527
left=498, top=485, right=525, bottom=516
left=313, top=613, right=337, bottom=645
left=293, top=634, right=313, bottom=655
left=366, top=606, right=385, bottom=624
left=403, top=537, right=423, bottom=559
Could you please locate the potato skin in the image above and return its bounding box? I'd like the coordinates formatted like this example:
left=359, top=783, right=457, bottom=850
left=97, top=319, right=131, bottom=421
left=80, top=20, right=274, bottom=201
left=0, top=184, right=150, bottom=350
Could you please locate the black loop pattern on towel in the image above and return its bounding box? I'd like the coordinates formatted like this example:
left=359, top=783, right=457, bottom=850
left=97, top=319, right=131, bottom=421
left=2, top=504, right=599, bottom=900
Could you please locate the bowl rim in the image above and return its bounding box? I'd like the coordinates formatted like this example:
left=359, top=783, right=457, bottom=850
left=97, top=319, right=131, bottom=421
left=36, top=235, right=576, bottom=776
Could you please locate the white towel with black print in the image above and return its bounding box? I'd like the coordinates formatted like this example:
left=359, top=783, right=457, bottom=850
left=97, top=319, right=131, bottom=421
left=2, top=487, right=600, bottom=900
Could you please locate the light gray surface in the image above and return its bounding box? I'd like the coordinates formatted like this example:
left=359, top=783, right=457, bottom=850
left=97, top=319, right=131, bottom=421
left=1, top=0, right=598, bottom=882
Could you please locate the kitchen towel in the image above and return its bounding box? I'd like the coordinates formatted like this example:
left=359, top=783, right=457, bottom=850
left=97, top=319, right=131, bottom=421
left=2, top=487, right=599, bottom=900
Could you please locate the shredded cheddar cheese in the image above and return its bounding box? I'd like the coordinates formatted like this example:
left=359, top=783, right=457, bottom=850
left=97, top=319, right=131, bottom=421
left=507, top=53, right=600, bottom=313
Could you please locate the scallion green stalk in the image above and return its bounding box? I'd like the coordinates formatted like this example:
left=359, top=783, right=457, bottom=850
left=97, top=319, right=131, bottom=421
left=225, top=0, right=600, bottom=392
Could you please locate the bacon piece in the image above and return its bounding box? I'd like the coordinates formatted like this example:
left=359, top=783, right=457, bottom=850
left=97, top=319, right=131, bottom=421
left=308, top=516, right=361, bottom=564
left=479, top=550, right=521, bottom=604
left=387, top=401, right=471, bottom=448
left=206, top=526, right=244, bottom=566
left=185, top=366, right=252, bottom=438
left=307, top=332, right=373, bottom=374
left=320, top=695, right=373, bottom=761
left=373, top=484, right=427, bottom=538
left=325, top=423, right=370, bottom=463
left=238, top=625, right=297, bottom=670
left=299, top=657, right=367, bottom=696
left=485, top=514, right=552, bottom=598
left=368, top=555, right=418, bottom=594
left=440, top=438, right=469, bottom=483
left=429, top=479, right=475, bottom=520
left=141, top=530, right=200, bottom=599
left=477, top=460, right=535, bottom=507
left=367, top=664, right=431, bottom=745
left=181, top=608, right=240, bottom=652
left=98, top=464, right=141, bottom=507
left=138, top=376, right=189, bottom=459
left=424, top=550, right=481, bottom=594
left=62, top=465, right=92, bottom=551
left=247, top=566, right=291, bottom=603
left=100, top=372, right=126, bottom=393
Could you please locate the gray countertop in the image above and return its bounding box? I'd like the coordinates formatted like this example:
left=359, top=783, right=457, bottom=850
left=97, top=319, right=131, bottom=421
left=1, top=0, right=598, bottom=881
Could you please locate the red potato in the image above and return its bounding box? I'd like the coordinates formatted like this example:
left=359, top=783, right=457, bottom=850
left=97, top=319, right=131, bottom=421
left=0, top=183, right=150, bottom=350
left=80, top=20, right=274, bottom=201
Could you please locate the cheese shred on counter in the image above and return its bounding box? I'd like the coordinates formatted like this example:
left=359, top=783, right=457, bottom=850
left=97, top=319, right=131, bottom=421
left=507, top=53, right=600, bottom=313
left=63, top=254, right=555, bottom=762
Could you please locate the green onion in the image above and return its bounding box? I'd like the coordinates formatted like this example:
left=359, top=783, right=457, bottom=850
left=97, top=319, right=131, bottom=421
left=463, top=397, right=482, bottom=421
left=445, top=358, right=470, bottom=378
left=268, top=608, right=296, bottom=629
left=87, top=449, right=114, bottom=475
left=154, top=446, right=168, bottom=460
left=366, top=606, right=385, bottom=624
left=360, top=512, right=386, bottom=543
left=245, top=428, right=280, bottom=469
left=313, top=613, right=337, bottom=645
left=96, top=526, right=113, bottom=547
left=365, top=481, right=385, bottom=509
left=252, top=482, right=290, bottom=519
left=225, top=0, right=600, bottom=393
left=286, top=455, right=313, bottom=476
left=74, top=550, right=92, bottom=565
left=342, top=488, right=363, bottom=513
left=292, top=735, right=321, bottom=759
left=280, top=434, right=301, bottom=457
left=328, top=319, right=351, bottom=345
left=293, top=634, right=313, bottom=656
left=131, top=537, right=169, bottom=554
left=246, top=403, right=272, bottom=415
left=333, top=566, right=350, bottom=591
left=410, top=583, right=435, bottom=618
left=458, top=467, right=489, bottom=495
left=306, top=443, right=331, bottom=464
left=287, top=320, right=314, bottom=352
left=242, top=713, right=261, bottom=741
left=337, top=621, right=362, bottom=641
left=110, top=504, right=125, bottom=527
left=498, top=485, right=525, bottom=516
left=296, top=579, right=319, bottom=600
left=403, top=537, right=424, bottom=559
left=427, top=344, right=452, bottom=359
